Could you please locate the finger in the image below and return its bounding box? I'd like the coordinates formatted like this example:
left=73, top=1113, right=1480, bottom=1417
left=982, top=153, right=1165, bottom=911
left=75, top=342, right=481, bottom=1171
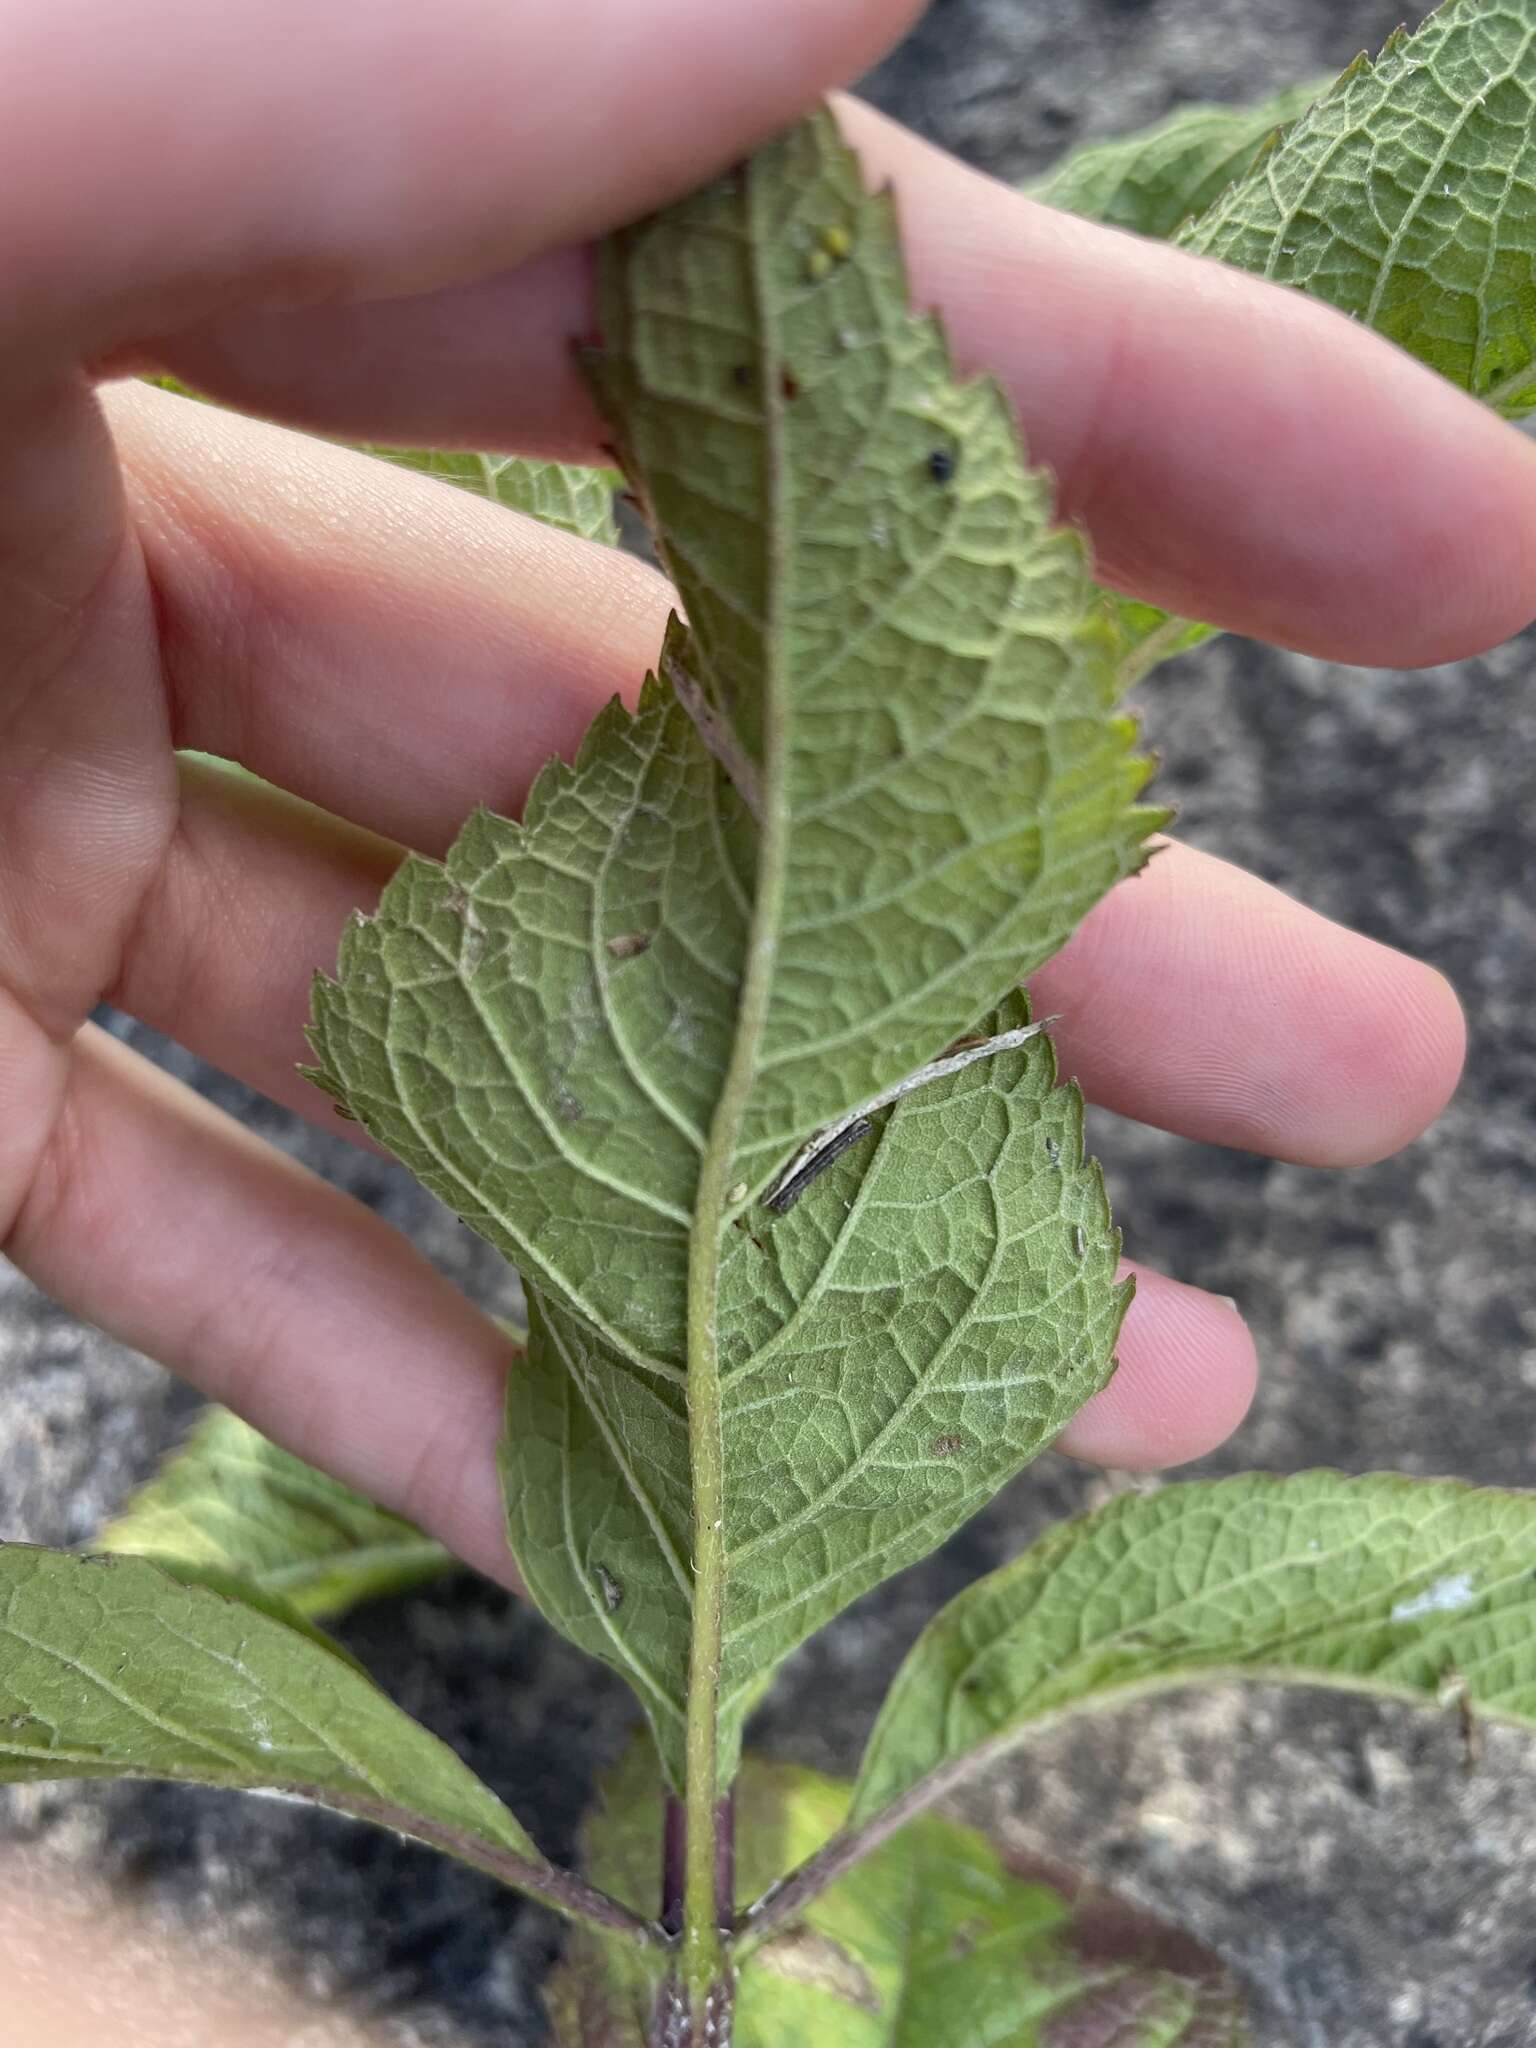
left=1, top=0, right=919, bottom=362
left=108, top=756, right=402, bottom=1122
left=4, top=1026, right=519, bottom=1588
left=2, top=1035, right=1252, bottom=1596
left=136, top=103, right=1536, bottom=669
left=108, top=398, right=1463, bottom=1169
left=109, top=380, right=671, bottom=846
left=112, top=748, right=1465, bottom=1176
left=833, top=100, right=1536, bottom=666
left=1031, top=839, right=1466, bottom=1169
left=1056, top=1263, right=1257, bottom=1471
left=0, top=1864, right=393, bottom=2048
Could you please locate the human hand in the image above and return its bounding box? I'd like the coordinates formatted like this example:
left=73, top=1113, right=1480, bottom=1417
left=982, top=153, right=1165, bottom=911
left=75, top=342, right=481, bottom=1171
left=1, top=1, right=1527, bottom=1586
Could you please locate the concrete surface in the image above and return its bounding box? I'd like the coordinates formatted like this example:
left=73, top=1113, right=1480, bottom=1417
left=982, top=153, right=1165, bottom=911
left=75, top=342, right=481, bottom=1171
left=5, top=2, right=1536, bottom=2042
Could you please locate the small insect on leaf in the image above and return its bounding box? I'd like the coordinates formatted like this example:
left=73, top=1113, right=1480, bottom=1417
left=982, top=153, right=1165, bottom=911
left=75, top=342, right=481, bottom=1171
left=763, top=1119, right=875, bottom=1214
left=927, top=448, right=957, bottom=484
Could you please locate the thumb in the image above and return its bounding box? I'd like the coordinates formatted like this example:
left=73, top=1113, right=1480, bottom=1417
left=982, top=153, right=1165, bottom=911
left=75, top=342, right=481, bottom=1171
left=0, top=0, right=921, bottom=366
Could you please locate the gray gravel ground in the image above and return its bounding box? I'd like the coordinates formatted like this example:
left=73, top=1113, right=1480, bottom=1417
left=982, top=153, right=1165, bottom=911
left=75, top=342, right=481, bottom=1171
left=5, top=2, right=1536, bottom=2043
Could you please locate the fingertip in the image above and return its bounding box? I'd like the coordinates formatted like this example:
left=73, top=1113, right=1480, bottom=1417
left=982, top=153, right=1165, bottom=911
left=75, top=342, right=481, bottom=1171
left=1058, top=1264, right=1257, bottom=1471
left=1036, top=844, right=1468, bottom=1171
left=1290, top=950, right=1467, bottom=1169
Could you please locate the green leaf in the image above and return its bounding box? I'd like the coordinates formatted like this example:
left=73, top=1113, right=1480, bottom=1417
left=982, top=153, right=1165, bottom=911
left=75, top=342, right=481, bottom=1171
left=1181, top=4, right=1536, bottom=418
left=100, top=1406, right=455, bottom=1621
left=583, top=115, right=1154, bottom=1175
left=1092, top=3, right=1536, bottom=683
left=500, top=995, right=1128, bottom=1785
left=1030, top=79, right=1328, bottom=239
left=547, top=1744, right=1246, bottom=2047
left=308, top=107, right=1153, bottom=1786
left=853, top=1471, right=1536, bottom=1827
left=0, top=1543, right=538, bottom=1879
left=359, top=445, right=620, bottom=548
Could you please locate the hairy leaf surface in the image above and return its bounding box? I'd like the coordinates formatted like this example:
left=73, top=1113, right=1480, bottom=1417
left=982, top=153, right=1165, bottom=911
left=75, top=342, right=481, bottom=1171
left=1182, top=3, right=1536, bottom=417
left=583, top=113, right=1154, bottom=1186
left=101, top=1407, right=454, bottom=1621
left=502, top=996, right=1127, bottom=1780
left=1031, top=79, right=1327, bottom=239
left=309, top=108, right=1151, bottom=1786
left=0, top=1544, right=539, bottom=1878
left=547, top=1744, right=1246, bottom=2047
left=1082, top=2, right=1536, bottom=683
left=854, top=1471, right=1536, bottom=1823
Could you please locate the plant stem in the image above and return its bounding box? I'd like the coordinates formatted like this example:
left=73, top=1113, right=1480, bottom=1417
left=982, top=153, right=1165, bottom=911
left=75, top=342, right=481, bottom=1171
left=681, top=1157, right=730, bottom=2007
left=336, top=1797, right=665, bottom=1948
left=731, top=1761, right=973, bottom=1959
left=672, top=144, right=791, bottom=2031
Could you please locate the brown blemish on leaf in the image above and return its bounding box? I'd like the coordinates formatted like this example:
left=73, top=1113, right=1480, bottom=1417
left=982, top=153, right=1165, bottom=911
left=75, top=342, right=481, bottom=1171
left=755, top=1925, right=882, bottom=2012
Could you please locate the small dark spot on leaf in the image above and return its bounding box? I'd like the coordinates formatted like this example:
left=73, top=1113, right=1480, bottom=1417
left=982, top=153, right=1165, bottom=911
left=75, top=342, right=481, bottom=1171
left=1044, top=1135, right=1061, bottom=1167
left=931, top=1434, right=967, bottom=1458
left=949, top=1915, right=988, bottom=1960
left=780, top=369, right=801, bottom=401
left=606, top=930, right=654, bottom=961
left=927, top=447, right=956, bottom=484
left=731, top=363, right=752, bottom=388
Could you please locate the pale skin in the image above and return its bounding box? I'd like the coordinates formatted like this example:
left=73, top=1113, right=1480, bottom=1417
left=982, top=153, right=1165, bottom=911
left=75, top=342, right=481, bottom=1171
left=3, top=0, right=1529, bottom=1601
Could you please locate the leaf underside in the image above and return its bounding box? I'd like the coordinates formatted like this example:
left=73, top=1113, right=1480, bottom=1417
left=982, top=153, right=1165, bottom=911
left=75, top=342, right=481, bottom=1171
left=0, top=1544, right=536, bottom=1875
left=1054, top=2, right=1536, bottom=682
left=1181, top=3, right=1536, bottom=418
left=100, top=1406, right=454, bottom=1622
left=854, top=1470, right=1536, bottom=1824
left=308, top=107, right=1155, bottom=1784
left=547, top=1744, right=1246, bottom=2047
left=1031, top=78, right=1329, bottom=241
